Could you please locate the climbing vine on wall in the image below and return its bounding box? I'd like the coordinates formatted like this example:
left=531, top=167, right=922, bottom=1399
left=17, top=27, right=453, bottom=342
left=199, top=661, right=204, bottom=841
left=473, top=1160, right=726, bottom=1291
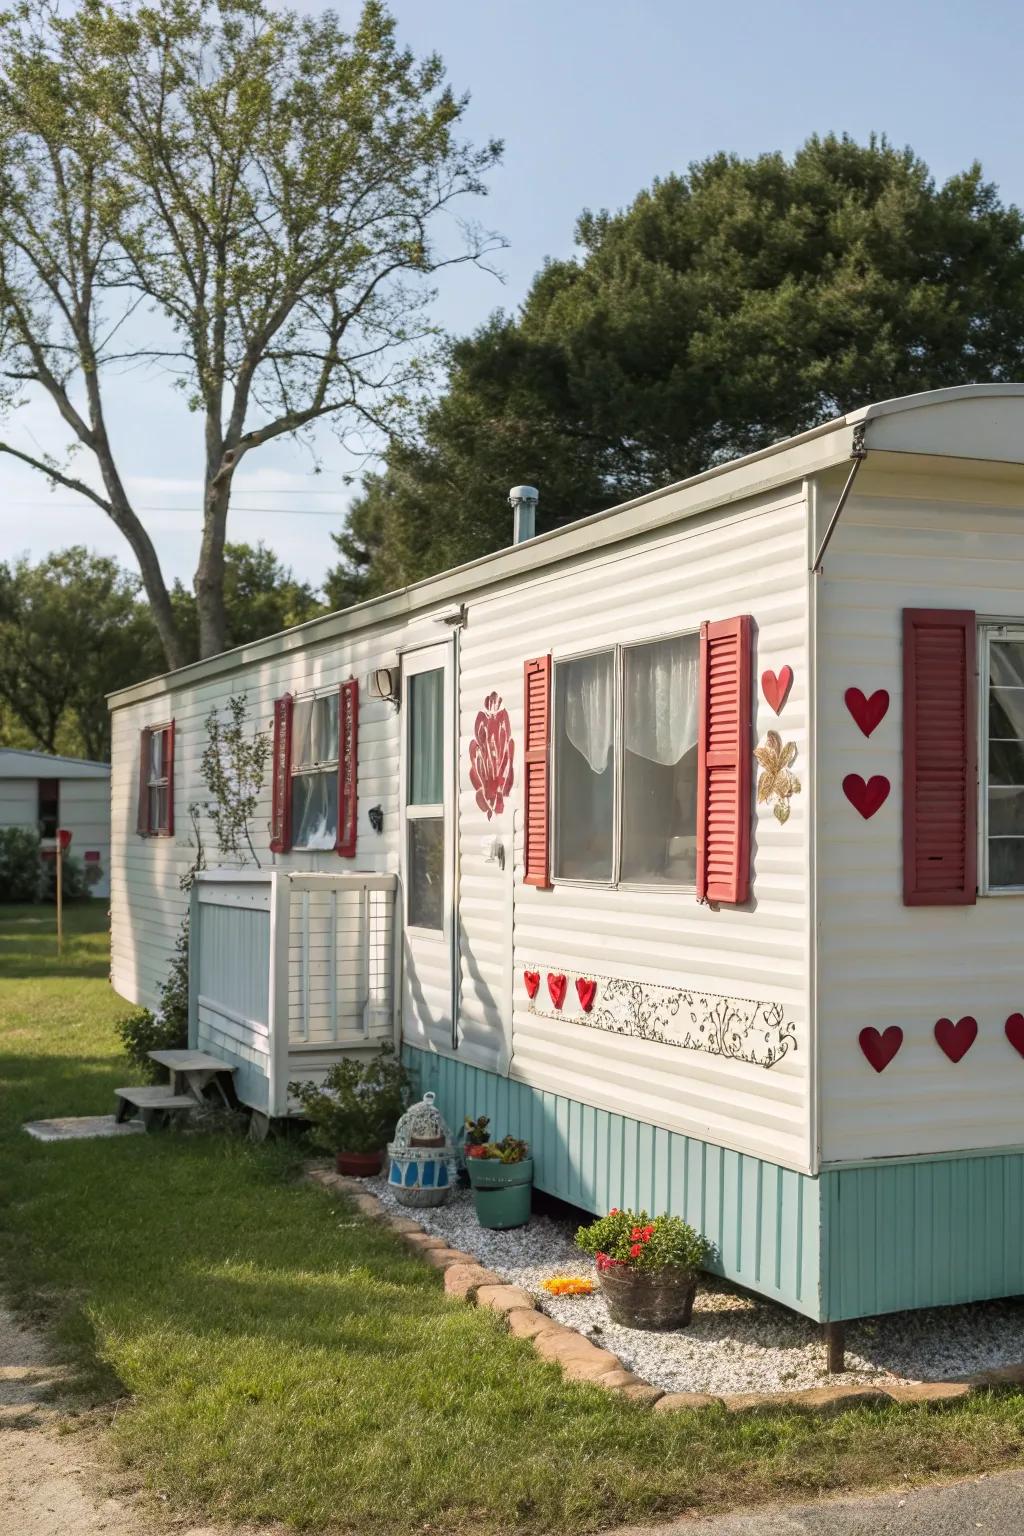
left=180, top=693, right=270, bottom=890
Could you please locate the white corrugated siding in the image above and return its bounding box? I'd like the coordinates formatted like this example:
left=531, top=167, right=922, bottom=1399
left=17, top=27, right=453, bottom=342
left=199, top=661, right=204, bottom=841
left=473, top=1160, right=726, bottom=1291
left=109, top=617, right=425, bottom=1011
left=59, top=777, right=111, bottom=897
left=0, top=779, right=36, bottom=831
left=457, top=492, right=813, bottom=1171
left=110, top=493, right=812, bottom=1170
left=817, top=473, right=1024, bottom=1162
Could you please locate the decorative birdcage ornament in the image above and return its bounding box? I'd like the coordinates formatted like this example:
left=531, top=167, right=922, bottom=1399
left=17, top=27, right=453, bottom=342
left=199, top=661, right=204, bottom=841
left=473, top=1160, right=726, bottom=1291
left=387, top=1091, right=458, bottom=1207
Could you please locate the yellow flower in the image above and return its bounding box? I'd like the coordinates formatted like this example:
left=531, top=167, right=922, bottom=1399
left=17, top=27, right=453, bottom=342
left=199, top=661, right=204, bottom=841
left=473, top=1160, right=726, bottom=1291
left=541, top=1275, right=595, bottom=1296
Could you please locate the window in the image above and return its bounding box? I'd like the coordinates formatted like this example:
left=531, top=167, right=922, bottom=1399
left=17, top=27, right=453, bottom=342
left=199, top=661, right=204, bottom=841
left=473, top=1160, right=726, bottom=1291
left=139, top=724, right=173, bottom=836
left=553, top=632, right=700, bottom=886
left=406, top=667, right=445, bottom=929
left=983, top=629, right=1024, bottom=891
left=291, top=692, right=339, bottom=850
left=37, top=778, right=59, bottom=839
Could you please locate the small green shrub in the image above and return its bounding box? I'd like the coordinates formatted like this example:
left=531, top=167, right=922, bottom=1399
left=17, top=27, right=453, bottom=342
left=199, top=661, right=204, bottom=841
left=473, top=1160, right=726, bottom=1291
left=575, top=1208, right=713, bottom=1275
left=41, top=852, right=96, bottom=902
left=116, top=919, right=190, bottom=1081
left=290, top=1043, right=412, bottom=1155
left=0, top=827, right=42, bottom=902
left=116, top=1006, right=190, bottom=1082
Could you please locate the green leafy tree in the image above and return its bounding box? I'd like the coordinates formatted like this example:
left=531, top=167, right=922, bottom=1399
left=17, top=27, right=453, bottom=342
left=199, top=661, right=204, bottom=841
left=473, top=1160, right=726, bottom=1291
left=0, top=0, right=502, bottom=665
left=0, top=548, right=161, bottom=759
left=170, top=542, right=324, bottom=661
left=330, top=134, right=1024, bottom=599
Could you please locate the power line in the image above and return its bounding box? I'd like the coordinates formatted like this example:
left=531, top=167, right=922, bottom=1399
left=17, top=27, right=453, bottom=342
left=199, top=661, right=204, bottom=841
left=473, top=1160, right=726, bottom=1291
left=3, top=501, right=346, bottom=517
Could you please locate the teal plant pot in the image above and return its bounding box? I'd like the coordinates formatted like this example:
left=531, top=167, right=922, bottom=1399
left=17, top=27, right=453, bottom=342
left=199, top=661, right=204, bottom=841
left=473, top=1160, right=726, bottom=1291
left=466, top=1156, right=533, bottom=1229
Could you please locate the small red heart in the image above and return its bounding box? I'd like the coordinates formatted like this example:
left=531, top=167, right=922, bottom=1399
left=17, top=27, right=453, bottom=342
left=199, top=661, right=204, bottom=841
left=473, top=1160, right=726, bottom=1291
left=845, top=688, right=890, bottom=737
left=843, top=773, right=890, bottom=819
left=1006, top=1014, right=1024, bottom=1057
left=761, top=666, right=793, bottom=715
left=934, top=1016, right=977, bottom=1063
left=859, top=1025, right=903, bottom=1073
left=576, top=977, right=597, bottom=1012
left=547, top=972, right=567, bottom=1009
left=523, top=970, right=540, bottom=1000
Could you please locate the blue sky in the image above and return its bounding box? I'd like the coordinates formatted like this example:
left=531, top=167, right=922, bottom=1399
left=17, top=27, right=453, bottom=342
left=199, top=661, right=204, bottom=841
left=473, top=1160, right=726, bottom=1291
left=8, top=0, right=1024, bottom=592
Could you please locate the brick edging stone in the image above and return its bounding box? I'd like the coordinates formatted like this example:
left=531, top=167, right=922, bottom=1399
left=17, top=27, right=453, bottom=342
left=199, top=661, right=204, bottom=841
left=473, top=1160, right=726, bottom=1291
left=304, top=1166, right=1023, bottom=1414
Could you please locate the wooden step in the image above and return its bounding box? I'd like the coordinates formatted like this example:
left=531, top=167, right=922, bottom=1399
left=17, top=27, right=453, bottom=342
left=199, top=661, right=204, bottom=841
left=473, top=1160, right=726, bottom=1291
left=146, top=1050, right=232, bottom=1073
left=114, top=1086, right=196, bottom=1128
left=145, top=1044, right=234, bottom=1069
left=115, top=1086, right=196, bottom=1110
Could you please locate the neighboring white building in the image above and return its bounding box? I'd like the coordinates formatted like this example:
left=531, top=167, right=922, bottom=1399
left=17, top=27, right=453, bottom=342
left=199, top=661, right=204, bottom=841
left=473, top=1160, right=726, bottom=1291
left=0, top=749, right=111, bottom=898
left=105, top=384, right=1024, bottom=1326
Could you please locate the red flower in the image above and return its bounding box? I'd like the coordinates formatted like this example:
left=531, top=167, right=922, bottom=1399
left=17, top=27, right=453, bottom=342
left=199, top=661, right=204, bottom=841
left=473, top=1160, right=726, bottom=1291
left=629, top=1243, right=642, bottom=1258
left=609, top=1208, right=618, bottom=1215
left=468, top=694, right=514, bottom=820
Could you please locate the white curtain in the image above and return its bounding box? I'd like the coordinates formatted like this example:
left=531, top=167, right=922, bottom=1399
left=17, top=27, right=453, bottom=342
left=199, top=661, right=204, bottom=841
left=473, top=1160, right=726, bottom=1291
left=564, top=652, right=614, bottom=772
left=624, top=636, right=699, bottom=766
left=291, top=693, right=339, bottom=770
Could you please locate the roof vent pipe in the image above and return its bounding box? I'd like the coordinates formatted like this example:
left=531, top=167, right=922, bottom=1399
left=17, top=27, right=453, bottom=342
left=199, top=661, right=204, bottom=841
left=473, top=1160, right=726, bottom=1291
left=509, top=485, right=538, bottom=544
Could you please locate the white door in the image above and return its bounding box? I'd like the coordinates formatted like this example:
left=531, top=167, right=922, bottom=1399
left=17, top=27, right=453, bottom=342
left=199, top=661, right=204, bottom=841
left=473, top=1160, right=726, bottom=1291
left=400, top=642, right=456, bottom=1050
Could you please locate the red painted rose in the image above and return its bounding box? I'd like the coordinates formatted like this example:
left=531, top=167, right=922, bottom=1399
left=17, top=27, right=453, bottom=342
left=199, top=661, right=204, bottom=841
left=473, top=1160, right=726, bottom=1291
left=468, top=691, right=515, bottom=820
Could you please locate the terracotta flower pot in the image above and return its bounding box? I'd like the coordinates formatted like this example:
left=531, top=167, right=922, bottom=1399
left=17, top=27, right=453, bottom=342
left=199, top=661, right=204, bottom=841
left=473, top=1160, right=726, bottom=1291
left=336, top=1149, right=384, bottom=1178
left=598, top=1262, right=698, bottom=1330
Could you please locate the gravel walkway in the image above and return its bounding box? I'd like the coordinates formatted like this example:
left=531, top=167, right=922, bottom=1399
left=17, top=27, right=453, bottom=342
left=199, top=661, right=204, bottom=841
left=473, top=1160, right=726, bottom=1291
left=371, top=1176, right=1024, bottom=1395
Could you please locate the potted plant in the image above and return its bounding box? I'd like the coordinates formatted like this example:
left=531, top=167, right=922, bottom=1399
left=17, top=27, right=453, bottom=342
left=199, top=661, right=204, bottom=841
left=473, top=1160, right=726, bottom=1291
left=290, top=1043, right=411, bottom=1177
left=575, top=1208, right=713, bottom=1330
left=465, top=1135, right=532, bottom=1228
left=462, top=1114, right=491, bottom=1159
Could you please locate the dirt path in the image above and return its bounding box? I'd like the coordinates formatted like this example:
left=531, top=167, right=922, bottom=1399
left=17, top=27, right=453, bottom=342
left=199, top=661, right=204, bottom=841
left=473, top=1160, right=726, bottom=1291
left=0, top=1303, right=270, bottom=1536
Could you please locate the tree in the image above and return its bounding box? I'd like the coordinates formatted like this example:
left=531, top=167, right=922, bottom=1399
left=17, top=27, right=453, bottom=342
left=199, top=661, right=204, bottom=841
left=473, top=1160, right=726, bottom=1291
left=330, top=134, right=1024, bottom=597
left=0, top=0, right=502, bottom=666
left=0, top=548, right=161, bottom=759
left=170, top=541, right=323, bottom=660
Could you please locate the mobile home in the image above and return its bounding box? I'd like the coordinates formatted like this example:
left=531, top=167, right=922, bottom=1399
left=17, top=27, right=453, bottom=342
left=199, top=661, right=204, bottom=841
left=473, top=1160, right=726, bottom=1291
left=0, top=749, right=111, bottom=897
left=108, top=384, right=1024, bottom=1327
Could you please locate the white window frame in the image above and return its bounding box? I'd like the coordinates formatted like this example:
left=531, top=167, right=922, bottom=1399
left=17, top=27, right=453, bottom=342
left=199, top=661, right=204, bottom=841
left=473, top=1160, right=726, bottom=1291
left=401, top=644, right=455, bottom=939
left=290, top=688, right=339, bottom=852
left=979, top=621, right=1024, bottom=896
left=551, top=626, right=699, bottom=892
left=146, top=722, right=173, bottom=837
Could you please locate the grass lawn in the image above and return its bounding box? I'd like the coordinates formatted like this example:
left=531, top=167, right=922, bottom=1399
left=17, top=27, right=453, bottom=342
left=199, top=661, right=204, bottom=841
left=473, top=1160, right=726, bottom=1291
left=2, top=901, right=1024, bottom=1535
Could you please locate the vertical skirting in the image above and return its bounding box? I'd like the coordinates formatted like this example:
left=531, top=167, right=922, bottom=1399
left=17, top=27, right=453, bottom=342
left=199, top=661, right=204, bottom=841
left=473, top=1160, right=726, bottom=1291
left=822, top=1152, right=1024, bottom=1320
left=405, top=1046, right=823, bottom=1319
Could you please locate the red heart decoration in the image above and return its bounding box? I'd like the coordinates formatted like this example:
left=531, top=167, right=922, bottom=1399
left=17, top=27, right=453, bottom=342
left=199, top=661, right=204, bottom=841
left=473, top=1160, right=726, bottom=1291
left=576, top=977, right=597, bottom=1013
left=1005, top=1014, right=1024, bottom=1057
left=843, top=773, right=890, bottom=819
left=547, top=972, right=567, bottom=1009
left=859, top=1026, right=903, bottom=1073
left=761, top=666, right=793, bottom=715
left=523, top=970, right=540, bottom=1000
left=934, top=1016, right=977, bottom=1063
left=845, top=688, right=890, bottom=737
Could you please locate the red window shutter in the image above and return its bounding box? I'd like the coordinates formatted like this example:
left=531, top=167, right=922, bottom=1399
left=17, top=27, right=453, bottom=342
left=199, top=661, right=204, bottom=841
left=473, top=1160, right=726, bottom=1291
left=136, top=726, right=152, bottom=837
left=164, top=720, right=175, bottom=837
left=903, top=609, right=977, bottom=905
left=523, top=655, right=552, bottom=888
left=269, top=694, right=293, bottom=854
left=336, top=679, right=358, bottom=858
left=696, top=615, right=753, bottom=905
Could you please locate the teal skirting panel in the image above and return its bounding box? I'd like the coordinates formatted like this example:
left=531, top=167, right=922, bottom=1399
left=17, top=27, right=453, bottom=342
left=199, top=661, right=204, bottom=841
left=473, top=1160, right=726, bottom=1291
left=406, top=1046, right=823, bottom=1319
left=822, top=1152, right=1024, bottom=1321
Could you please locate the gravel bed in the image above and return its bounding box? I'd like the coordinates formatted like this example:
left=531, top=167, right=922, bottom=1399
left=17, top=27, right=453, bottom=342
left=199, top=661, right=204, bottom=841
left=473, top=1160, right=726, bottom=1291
left=371, top=1176, right=1024, bottom=1395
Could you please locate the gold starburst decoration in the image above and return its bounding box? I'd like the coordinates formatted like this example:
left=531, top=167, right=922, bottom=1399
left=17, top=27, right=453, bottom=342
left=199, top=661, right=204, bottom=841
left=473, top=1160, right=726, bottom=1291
left=754, top=730, right=801, bottom=824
